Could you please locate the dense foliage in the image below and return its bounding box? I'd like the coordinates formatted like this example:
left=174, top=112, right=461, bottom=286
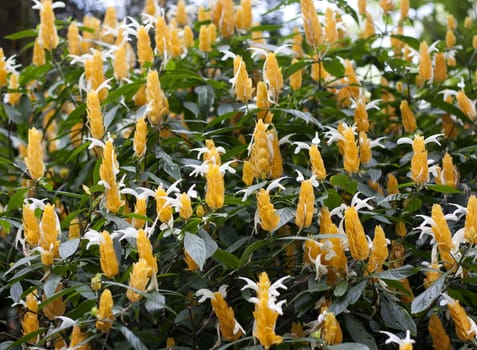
left=0, top=0, right=477, bottom=349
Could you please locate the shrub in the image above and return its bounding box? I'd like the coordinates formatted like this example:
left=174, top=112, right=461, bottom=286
left=0, top=0, right=477, bottom=349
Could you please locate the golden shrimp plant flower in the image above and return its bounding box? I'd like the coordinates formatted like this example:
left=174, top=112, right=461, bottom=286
left=21, top=290, right=39, bottom=343
left=32, top=0, right=64, bottom=51
left=196, top=285, right=244, bottom=341
left=300, top=0, right=322, bottom=47
left=263, top=52, right=283, bottom=101
left=428, top=313, right=452, bottom=350
left=25, top=127, right=45, bottom=181
left=98, top=139, right=123, bottom=213
left=441, top=293, right=477, bottom=341
left=240, top=272, right=289, bottom=349
left=86, top=90, right=105, bottom=140
left=127, top=258, right=151, bottom=302
left=295, top=171, right=318, bottom=229
left=255, top=178, right=285, bottom=232
left=146, top=69, right=169, bottom=125
left=316, top=309, right=343, bottom=344
left=39, top=203, right=61, bottom=265
left=464, top=195, right=477, bottom=244
left=96, top=289, right=115, bottom=332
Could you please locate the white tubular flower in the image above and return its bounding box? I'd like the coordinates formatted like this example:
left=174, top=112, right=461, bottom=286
left=83, top=229, right=105, bottom=249
left=380, top=330, right=415, bottom=348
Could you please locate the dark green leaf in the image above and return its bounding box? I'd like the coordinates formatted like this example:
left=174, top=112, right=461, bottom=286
left=6, top=187, right=29, bottom=214
left=330, top=174, right=357, bottom=194
left=426, top=184, right=462, bottom=194
left=411, top=275, right=445, bottom=314
left=145, top=291, right=166, bottom=315
left=5, top=29, right=37, bottom=40
left=213, top=249, right=240, bottom=269
left=334, top=280, right=348, bottom=297
left=9, top=281, right=23, bottom=303
left=44, top=274, right=62, bottom=298
left=344, top=314, right=378, bottom=350
left=323, top=58, right=345, bottom=78
left=381, top=297, right=416, bottom=334
left=118, top=325, right=149, bottom=350
left=328, top=344, right=370, bottom=350
left=184, top=233, right=207, bottom=270
left=329, top=280, right=367, bottom=315
left=59, top=239, right=80, bottom=259
left=373, top=265, right=418, bottom=280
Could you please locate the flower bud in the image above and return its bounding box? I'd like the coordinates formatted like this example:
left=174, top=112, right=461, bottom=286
left=428, top=314, right=452, bottom=350
left=400, top=100, right=417, bottom=133
left=100, top=230, right=119, bottom=278
left=146, top=69, right=169, bottom=125
left=456, top=90, right=476, bottom=121
left=183, top=25, right=194, bottom=48
left=417, top=41, right=432, bottom=85
left=301, top=0, right=323, bottom=47
left=25, top=128, right=45, bottom=181
left=39, top=0, right=59, bottom=51
left=263, top=53, right=283, bottom=101
left=411, top=136, right=428, bottom=185
left=86, top=90, right=105, bottom=140
left=295, top=180, right=315, bottom=229
left=289, top=58, right=303, bottom=90
left=257, top=188, right=280, bottom=231
left=133, top=117, right=147, bottom=158
left=137, top=26, right=154, bottom=68
left=343, top=126, right=360, bottom=173
left=206, top=164, right=225, bottom=209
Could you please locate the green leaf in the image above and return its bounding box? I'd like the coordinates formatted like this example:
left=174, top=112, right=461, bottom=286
left=184, top=233, right=207, bottom=270
left=334, top=280, right=348, bottom=297
left=330, top=174, right=357, bottom=194
left=6, top=187, right=29, bottom=214
left=3, top=103, right=24, bottom=124
left=281, top=109, right=322, bottom=127
left=195, top=85, right=215, bottom=117
left=156, top=150, right=181, bottom=180
left=381, top=297, right=416, bottom=334
left=145, top=291, right=166, bottom=315
left=59, top=239, right=80, bottom=259
left=391, top=34, right=420, bottom=51
left=213, top=249, right=240, bottom=269
left=9, top=281, right=23, bottom=303
left=118, top=325, right=149, bottom=350
left=44, top=274, right=62, bottom=298
left=329, top=280, right=367, bottom=315
left=4, top=29, right=37, bottom=40
left=344, top=314, right=378, bottom=350
left=198, top=229, right=218, bottom=259
left=323, top=57, right=345, bottom=78
left=411, top=275, right=445, bottom=314
left=372, top=265, right=418, bottom=280
left=426, top=184, right=462, bottom=194
left=240, top=239, right=269, bottom=265
left=404, top=197, right=422, bottom=213
left=274, top=207, right=295, bottom=232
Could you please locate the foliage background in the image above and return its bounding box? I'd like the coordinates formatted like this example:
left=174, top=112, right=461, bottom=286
left=0, top=0, right=476, bottom=349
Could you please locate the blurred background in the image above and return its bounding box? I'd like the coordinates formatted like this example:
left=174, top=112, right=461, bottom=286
left=0, top=0, right=475, bottom=67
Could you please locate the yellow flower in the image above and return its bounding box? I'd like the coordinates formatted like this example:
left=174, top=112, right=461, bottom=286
left=86, top=90, right=105, bottom=140
left=67, top=21, right=81, bottom=56
left=343, top=126, right=360, bottom=173
left=256, top=81, right=272, bottom=122
left=289, top=58, right=303, bottom=90
left=319, top=310, right=343, bottom=345
left=114, top=44, right=129, bottom=81
left=99, top=140, right=123, bottom=213
left=100, top=6, right=117, bottom=44
left=127, top=258, right=151, bottom=302
left=445, top=30, right=456, bottom=49
left=367, top=225, right=388, bottom=274
left=21, top=290, right=39, bottom=344
left=386, top=173, right=399, bottom=195
left=359, top=131, right=372, bottom=164
left=431, top=204, right=454, bottom=270
left=380, top=330, right=415, bottom=350
left=443, top=294, right=477, bottom=341
left=268, top=128, right=283, bottom=179
left=40, top=204, right=60, bottom=265
left=69, top=325, right=91, bottom=350
left=5, top=72, right=21, bottom=106
left=84, top=50, right=107, bottom=101
left=183, top=25, right=194, bottom=48
left=295, top=179, right=315, bottom=229
left=206, top=163, right=225, bottom=209
left=137, top=229, right=158, bottom=277
left=410, top=135, right=428, bottom=185
left=379, top=0, right=394, bottom=12
left=146, top=69, right=169, bottom=125
left=428, top=314, right=452, bottom=350
left=199, top=24, right=212, bottom=52
left=417, top=41, right=432, bottom=85
left=242, top=160, right=254, bottom=186
left=241, top=0, right=252, bottom=29
left=155, top=16, right=171, bottom=57
left=250, top=119, right=272, bottom=179
left=156, top=186, right=173, bottom=223
left=324, top=8, right=338, bottom=44
left=42, top=282, right=65, bottom=320
left=400, top=100, right=417, bottom=133
left=240, top=272, right=289, bottom=349
left=25, top=127, right=45, bottom=181
left=23, top=203, right=40, bottom=246
left=137, top=26, right=154, bottom=68
left=257, top=188, right=280, bottom=232
left=100, top=230, right=119, bottom=278
left=344, top=206, right=369, bottom=260
left=196, top=285, right=244, bottom=341
left=301, top=0, right=322, bottom=47
left=400, top=0, right=409, bottom=19
left=354, top=99, right=369, bottom=133
left=175, top=0, right=188, bottom=26
left=234, top=59, right=253, bottom=103
left=456, top=89, right=476, bottom=121
left=37, top=0, right=60, bottom=51
left=32, top=37, right=45, bottom=66
left=423, top=246, right=441, bottom=289
left=133, top=117, right=147, bottom=158
left=263, top=53, right=283, bottom=101
left=179, top=192, right=193, bottom=220
left=219, top=0, right=234, bottom=38
left=464, top=195, right=477, bottom=244
left=96, top=289, right=115, bottom=332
